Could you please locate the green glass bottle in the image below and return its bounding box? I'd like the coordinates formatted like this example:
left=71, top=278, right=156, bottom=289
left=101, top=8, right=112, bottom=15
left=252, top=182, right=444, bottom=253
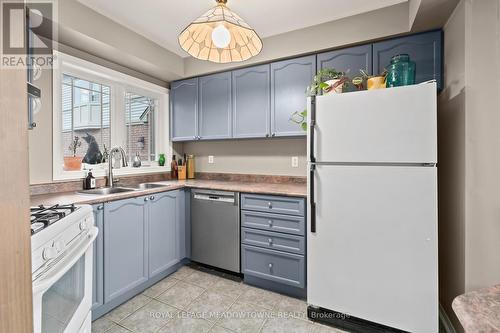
left=158, top=153, right=166, bottom=166
left=386, top=54, right=416, bottom=87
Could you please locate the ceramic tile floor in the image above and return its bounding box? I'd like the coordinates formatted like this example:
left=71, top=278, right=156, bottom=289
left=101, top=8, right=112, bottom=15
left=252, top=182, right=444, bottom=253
left=92, top=265, right=346, bottom=333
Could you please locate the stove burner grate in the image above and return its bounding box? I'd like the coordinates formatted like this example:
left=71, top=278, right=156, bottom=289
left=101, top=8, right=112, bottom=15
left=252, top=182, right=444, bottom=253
left=30, top=204, right=78, bottom=235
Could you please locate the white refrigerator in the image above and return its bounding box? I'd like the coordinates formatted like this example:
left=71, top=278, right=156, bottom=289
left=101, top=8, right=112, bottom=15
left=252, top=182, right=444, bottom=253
left=307, top=82, right=438, bottom=333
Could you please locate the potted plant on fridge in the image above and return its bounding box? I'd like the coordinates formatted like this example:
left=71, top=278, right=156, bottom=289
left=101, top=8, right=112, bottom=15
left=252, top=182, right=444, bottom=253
left=290, top=68, right=348, bottom=132
left=352, top=69, right=388, bottom=91
left=64, top=136, right=83, bottom=171
left=306, top=68, right=348, bottom=96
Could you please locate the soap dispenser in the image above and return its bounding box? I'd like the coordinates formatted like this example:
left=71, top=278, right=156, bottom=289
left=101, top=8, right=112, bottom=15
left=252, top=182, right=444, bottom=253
left=84, top=169, right=96, bottom=190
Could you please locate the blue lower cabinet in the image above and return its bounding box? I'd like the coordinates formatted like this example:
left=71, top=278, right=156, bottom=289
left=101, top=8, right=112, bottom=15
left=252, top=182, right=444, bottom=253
left=242, top=244, right=305, bottom=288
left=91, top=204, right=104, bottom=314
left=104, top=197, right=148, bottom=303
left=241, top=210, right=305, bottom=236
left=94, top=190, right=186, bottom=320
left=241, top=227, right=305, bottom=255
left=148, top=191, right=179, bottom=278
left=373, top=30, right=443, bottom=89
left=241, top=193, right=306, bottom=297
left=240, top=193, right=305, bottom=217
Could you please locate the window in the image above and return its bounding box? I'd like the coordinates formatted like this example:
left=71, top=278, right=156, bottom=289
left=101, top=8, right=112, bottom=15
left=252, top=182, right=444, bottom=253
left=62, top=75, right=111, bottom=163
left=125, top=93, right=156, bottom=162
left=53, top=51, right=170, bottom=180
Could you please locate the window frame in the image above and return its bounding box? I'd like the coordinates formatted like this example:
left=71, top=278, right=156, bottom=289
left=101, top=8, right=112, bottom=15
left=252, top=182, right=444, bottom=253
left=52, top=51, right=170, bottom=181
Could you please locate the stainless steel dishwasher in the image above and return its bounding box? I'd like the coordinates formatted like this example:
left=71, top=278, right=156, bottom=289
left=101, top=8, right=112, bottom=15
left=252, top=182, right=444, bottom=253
left=191, top=190, right=240, bottom=273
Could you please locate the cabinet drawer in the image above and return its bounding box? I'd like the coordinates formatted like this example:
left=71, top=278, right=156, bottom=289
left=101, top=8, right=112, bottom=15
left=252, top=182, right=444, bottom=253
left=242, top=245, right=305, bottom=288
left=241, top=210, right=304, bottom=236
left=242, top=227, right=305, bottom=255
left=241, top=194, right=305, bottom=216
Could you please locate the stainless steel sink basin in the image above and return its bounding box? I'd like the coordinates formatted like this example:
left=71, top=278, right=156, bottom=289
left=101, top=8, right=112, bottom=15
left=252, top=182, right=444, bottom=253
left=77, top=187, right=136, bottom=195
left=130, top=183, right=168, bottom=190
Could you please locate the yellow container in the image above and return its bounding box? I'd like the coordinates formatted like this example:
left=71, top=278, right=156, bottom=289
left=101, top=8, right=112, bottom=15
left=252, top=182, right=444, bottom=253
left=367, top=76, right=386, bottom=90
left=187, top=155, right=195, bottom=179
left=178, top=165, right=186, bottom=180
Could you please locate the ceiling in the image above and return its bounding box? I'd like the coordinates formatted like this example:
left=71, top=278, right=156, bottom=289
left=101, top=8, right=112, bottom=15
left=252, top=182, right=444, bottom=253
left=77, top=0, right=408, bottom=57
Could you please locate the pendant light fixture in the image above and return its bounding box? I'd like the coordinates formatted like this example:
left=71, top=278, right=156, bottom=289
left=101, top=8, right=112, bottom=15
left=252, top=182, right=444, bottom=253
left=178, top=0, right=262, bottom=63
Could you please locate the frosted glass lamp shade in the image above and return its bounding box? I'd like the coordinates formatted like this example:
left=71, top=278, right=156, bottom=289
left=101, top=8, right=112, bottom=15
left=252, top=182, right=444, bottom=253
left=178, top=0, right=263, bottom=63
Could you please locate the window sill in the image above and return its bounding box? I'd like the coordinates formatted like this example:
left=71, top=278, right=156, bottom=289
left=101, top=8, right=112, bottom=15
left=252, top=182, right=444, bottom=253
left=53, top=164, right=171, bottom=181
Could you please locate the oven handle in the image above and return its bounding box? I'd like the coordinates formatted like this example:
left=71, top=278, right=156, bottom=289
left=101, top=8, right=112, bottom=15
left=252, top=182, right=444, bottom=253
left=32, top=227, right=98, bottom=294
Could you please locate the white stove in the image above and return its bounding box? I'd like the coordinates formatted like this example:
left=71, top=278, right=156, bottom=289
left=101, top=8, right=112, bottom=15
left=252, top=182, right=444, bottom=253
left=31, top=203, right=97, bottom=333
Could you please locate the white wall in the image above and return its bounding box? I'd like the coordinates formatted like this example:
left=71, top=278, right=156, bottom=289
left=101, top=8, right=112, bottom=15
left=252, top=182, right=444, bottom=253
left=439, top=0, right=500, bottom=331
left=437, top=0, right=466, bottom=328
left=463, top=0, right=500, bottom=293
left=56, top=0, right=183, bottom=82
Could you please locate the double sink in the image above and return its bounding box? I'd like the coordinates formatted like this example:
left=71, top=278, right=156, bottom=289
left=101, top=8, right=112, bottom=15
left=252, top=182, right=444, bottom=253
left=78, top=183, right=167, bottom=195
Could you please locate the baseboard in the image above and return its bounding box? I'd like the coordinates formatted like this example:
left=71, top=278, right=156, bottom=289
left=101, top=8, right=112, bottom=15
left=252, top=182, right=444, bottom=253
left=307, top=304, right=456, bottom=333
left=244, top=275, right=306, bottom=299
left=439, top=303, right=457, bottom=333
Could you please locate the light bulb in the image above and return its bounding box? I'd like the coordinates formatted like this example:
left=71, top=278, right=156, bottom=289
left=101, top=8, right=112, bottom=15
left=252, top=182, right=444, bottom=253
left=211, top=25, right=231, bottom=49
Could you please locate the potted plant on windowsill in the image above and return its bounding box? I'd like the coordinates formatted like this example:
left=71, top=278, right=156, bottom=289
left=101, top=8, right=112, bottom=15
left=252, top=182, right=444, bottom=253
left=64, top=136, right=83, bottom=171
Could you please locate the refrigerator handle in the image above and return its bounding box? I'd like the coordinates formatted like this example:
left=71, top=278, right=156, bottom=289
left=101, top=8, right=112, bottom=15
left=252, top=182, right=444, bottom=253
left=310, top=164, right=316, bottom=233
left=309, top=96, right=316, bottom=163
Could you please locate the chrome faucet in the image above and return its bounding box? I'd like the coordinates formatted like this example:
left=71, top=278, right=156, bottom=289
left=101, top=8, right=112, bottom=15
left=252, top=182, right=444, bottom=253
left=108, top=147, right=128, bottom=187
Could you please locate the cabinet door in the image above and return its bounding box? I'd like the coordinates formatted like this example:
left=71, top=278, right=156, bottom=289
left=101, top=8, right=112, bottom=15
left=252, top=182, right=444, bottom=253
left=104, top=197, right=147, bottom=302
left=199, top=72, right=232, bottom=140
left=317, top=44, right=373, bottom=77
left=177, top=189, right=188, bottom=260
left=271, top=56, right=315, bottom=137
left=232, top=64, right=270, bottom=138
left=148, top=191, right=178, bottom=278
left=373, top=30, right=443, bottom=89
left=170, top=78, right=198, bottom=141
left=92, top=204, right=104, bottom=311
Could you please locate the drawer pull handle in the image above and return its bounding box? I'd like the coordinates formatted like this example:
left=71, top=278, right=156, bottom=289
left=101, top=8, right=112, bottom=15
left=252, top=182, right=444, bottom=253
left=268, top=202, right=273, bottom=209
left=268, top=238, right=273, bottom=245
left=268, top=263, right=273, bottom=269
left=150, top=196, right=155, bottom=200
left=268, top=220, right=273, bottom=227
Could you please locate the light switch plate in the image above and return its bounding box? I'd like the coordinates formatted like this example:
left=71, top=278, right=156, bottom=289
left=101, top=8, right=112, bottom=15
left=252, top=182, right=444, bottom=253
left=292, top=156, right=299, bottom=168
left=208, top=155, right=214, bottom=164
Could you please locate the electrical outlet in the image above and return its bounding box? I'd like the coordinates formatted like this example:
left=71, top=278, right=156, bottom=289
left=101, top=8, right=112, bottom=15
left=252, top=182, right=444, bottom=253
left=291, top=156, right=299, bottom=168
left=208, top=155, right=214, bottom=164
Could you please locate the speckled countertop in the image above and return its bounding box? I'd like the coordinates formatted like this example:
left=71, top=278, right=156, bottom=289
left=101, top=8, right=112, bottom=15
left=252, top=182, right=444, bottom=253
left=452, top=284, right=500, bottom=332
left=30, top=179, right=307, bottom=206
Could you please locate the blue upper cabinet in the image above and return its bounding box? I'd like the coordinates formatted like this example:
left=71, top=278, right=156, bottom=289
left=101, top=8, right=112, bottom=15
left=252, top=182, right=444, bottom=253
left=232, top=64, right=271, bottom=138
left=271, top=55, right=315, bottom=137
left=373, top=30, right=443, bottom=89
left=199, top=72, right=232, bottom=140
left=170, top=78, right=198, bottom=141
left=317, top=44, right=373, bottom=77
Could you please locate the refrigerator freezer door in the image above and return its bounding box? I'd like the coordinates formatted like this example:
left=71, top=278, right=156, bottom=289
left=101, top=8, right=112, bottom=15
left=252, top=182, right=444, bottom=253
left=313, top=83, right=437, bottom=164
left=307, top=164, right=438, bottom=333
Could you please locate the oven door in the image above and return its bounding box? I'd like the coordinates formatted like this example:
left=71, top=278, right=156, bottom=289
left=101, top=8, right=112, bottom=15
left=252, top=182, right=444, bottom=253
left=32, top=227, right=98, bottom=333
